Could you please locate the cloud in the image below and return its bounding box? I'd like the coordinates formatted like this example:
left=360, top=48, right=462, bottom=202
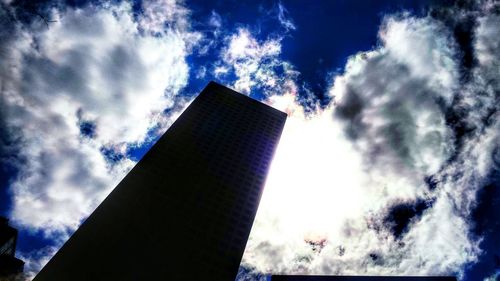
left=475, top=14, right=500, bottom=66
left=218, top=28, right=300, bottom=99
left=138, top=0, right=189, bottom=34
left=17, top=246, right=59, bottom=280
left=0, top=0, right=196, bottom=274
left=332, top=15, right=457, bottom=187
left=484, top=270, right=500, bottom=281
left=208, top=10, right=222, bottom=29
left=242, top=107, right=368, bottom=274
left=138, top=0, right=201, bottom=51
left=240, top=9, right=500, bottom=279
left=1, top=0, right=497, bottom=279
left=220, top=28, right=280, bottom=93
left=277, top=2, right=296, bottom=32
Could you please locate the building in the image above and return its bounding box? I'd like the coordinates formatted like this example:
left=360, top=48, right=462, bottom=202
left=0, top=217, right=24, bottom=277
left=271, top=276, right=457, bottom=281
left=34, top=81, right=287, bottom=281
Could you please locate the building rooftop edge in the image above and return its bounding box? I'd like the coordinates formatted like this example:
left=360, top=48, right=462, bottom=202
left=208, top=81, right=288, bottom=118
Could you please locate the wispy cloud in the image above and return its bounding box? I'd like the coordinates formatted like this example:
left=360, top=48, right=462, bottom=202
left=277, top=2, right=296, bottom=32
left=217, top=27, right=301, bottom=107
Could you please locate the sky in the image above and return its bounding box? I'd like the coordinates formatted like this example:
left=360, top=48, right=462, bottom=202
left=0, top=0, right=499, bottom=280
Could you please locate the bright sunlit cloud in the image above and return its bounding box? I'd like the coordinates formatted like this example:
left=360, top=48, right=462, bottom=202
left=259, top=106, right=365, bottom=239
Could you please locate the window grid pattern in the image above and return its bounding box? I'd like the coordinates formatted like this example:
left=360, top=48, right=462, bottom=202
left=143, top=82, right=286, bottom=279
left=33, top=82, right=287, bottom=281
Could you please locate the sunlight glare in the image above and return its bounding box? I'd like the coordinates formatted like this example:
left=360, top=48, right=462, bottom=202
left=258, top=96, right=366, bottom=243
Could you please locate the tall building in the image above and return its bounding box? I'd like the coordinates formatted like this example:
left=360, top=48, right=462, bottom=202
left=34, top=81, right=287, bottom=281
left=271, top=276, right=457, bottom=281
left=0, top=216, right=24, bottom=277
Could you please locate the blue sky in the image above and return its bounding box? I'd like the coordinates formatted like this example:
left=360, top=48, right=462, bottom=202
left=0, top=0, right=499, bottom=280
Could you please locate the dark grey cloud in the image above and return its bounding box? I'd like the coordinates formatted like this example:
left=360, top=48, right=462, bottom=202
left=333, top=45, right=454, bottom=182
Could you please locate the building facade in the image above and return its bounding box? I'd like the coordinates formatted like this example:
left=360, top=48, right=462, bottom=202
left=0, top=216, right=24, bottom=277
left=271, top=276, right=457, bottom=281
left=34, top=82, right=287, bottom=281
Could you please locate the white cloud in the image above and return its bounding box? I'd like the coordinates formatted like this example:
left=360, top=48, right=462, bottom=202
left=471, top=14, right=500, bottom=178
left=0, top=0, right=196, bottom=275
left=484, top=270, right=500, bottom=281
left=378, top=15, right=458, bottom=103
left=17, top=246, right=59, bottom=280
left=213, top=64, right=230, bottom=77
left=239, top=12, right=500, bottom=279
left=242, top=107, right=368, bottom=274
left=277, top=2, right=296, bottom=32
left=138, top=0, right=202, bottom=51
left=1, top=1, right=497, bottom=279
left=475, top=14, right=500, bottom=67
left=331, top=15, right=458, bottom=194
left=138, top=0, right=189, bottom=34
left=209, top=10, right=222, bottom=29
left=219, top=28, right=299, bottom=97
left=195, top=65, right=207, bottom=79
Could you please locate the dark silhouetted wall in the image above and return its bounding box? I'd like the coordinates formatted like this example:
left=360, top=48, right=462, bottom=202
left=0, top=217, right=24, bottom=277
left=34, top=82, right=287, bottom=281
left=271, top=276, right=457, bottom=281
